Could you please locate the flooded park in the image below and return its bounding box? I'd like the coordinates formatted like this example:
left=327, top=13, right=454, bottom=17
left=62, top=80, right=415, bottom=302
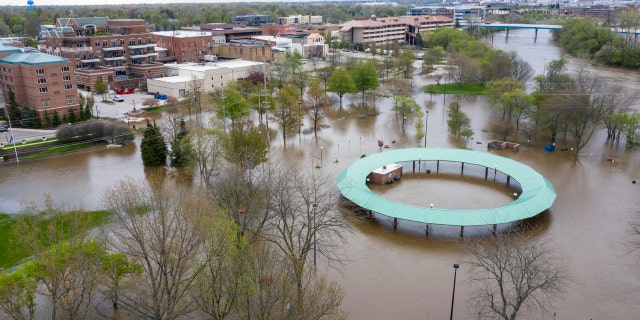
left=1, top=29, right=640, bottom=319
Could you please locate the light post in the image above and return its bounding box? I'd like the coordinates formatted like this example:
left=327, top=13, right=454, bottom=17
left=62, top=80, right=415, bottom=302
left=312, top=203, right=318, bottom=269
left=418, top=155, right=421, bottom=172
left=449, top=263, right=460, bottom=320
left=424, top=110, right=429, bottom=147
left=494, top=165, right=497, bottom=182
left=320, top=146, right=323, bottom=167
left=297, top=100, right=302, bottom=144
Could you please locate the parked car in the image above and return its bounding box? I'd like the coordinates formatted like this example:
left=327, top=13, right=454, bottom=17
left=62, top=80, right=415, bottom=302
left=112, top=95, right=124, bottom=102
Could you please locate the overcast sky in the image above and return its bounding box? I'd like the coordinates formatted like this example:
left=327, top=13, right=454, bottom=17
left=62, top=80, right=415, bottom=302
left=8, top=0, right=315, bottom=6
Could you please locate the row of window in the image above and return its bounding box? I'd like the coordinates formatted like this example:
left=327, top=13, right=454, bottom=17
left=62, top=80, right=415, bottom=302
left=38, top=83, right=73, bottom=93
left=37, top=75, right=71, bottom=84
left=34, top=66, right=70, bottom=75
left=41, top=95, right=75, bottom=107
left=93, top=38, right=153, bottom=47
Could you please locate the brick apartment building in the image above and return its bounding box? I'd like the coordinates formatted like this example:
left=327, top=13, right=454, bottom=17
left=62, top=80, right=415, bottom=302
left=0, top=43, right=80, bottom=119
left=152, top=30, right=225, bottom=64
left=41, top=17, right=164, bottom=93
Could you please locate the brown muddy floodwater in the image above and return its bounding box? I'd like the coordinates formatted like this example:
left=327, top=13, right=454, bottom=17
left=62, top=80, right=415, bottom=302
left=1, top=29, right=640, bottom=319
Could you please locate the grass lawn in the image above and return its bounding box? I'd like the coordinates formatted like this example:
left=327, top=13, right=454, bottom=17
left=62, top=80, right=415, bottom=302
left=142, top=105, right=163, bottom=112
left=422, top=82, right=487, bottom=95
left=0, top=210, right=112, bottom=268
left=21, top=141, right=101, bottom=159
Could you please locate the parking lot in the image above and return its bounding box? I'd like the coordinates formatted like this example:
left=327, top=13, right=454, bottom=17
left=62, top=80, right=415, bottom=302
left=79, top=89, right=159, bottom=120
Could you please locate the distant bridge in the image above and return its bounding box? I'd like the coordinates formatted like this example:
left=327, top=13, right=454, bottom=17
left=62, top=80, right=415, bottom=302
left=460, top=23, right=562, bottom=40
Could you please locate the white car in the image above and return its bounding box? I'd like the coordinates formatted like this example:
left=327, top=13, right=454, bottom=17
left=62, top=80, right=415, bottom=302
left=112, top=95, right=124, bottom=102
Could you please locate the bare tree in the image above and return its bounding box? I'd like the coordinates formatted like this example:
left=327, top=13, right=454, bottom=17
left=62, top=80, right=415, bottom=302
left=262, top=168, right=350, bottom=313
left=100, top=179, right=208, bottom=320
left=465, top=229, right=568, bottom=320
left=192, top=210, right=254, bottom=320
left=306, top=78, right=329, bottom=137
left=189, top=128, right=224, bottom=187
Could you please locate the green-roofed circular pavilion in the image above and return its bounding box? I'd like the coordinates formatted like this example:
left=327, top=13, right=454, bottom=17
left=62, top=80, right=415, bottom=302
left=337, top=148, right=556, bottom=227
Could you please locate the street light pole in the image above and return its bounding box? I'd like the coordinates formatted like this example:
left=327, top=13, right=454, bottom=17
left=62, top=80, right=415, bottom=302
left=424, top=110, right=429, bottom=147
left=449, top=263, right=460, bottom=320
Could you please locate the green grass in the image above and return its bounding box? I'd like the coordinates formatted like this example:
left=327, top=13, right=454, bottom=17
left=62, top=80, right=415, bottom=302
left=421, top=82, right=487, bottom=95
left=0, top=210, right=112, bottom=268
left=1, top=138, right=58, bottom=151
left=21, top=142, right=99, bottom=159
left=142, top=105, right=162, bottom=112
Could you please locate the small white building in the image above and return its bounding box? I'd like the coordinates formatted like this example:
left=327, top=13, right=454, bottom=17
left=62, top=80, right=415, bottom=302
left=147, top=60, right=265, bottom=98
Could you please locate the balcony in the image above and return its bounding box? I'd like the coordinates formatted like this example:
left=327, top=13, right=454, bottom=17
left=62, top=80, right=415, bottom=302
left=81, top=58, right=101, bottom=63
left=128, top=43, right=156, bottom=49
left=104, top=57, right=126, bottom=61
left=103, top=46, right=124, bottom=51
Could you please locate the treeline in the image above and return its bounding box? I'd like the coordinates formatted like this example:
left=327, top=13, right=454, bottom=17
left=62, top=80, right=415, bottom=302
left=0, top=2, right=407, bottom=37
left=554, top=15, right=640, bottom=68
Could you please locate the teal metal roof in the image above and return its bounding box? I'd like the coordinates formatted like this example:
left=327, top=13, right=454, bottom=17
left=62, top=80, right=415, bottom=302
left=337, top=148, right=556, bottom=227
left=0, top=52, right=69, bottom=66
left=0, top=43, right=22, bottom=53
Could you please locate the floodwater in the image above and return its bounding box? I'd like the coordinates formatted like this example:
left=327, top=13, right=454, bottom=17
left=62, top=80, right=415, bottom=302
left=1, top=29, right=640, bottom=319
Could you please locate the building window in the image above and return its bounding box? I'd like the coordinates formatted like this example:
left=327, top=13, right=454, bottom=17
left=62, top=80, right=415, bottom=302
left=129, top=40, right=135, bottom=46
left=42, top=100, right=51, bottom=107
left=95, top=41, right=100, bottom=47
left=63, top=75, right=71, bottom=81
left=61, top=66, right=70, bottom=72
left=35, top=69, right=45, bottom=75
left=120, top=39, right=125, bottom=45
left=67, top=96, right=75, bottom=104
left=37, top=78, right=47, bottom=84
left=64, top=84, right=73, bottom=90
left=39, top=87, right=48, bottom=93
left=103, top=40, right=108, bottom=47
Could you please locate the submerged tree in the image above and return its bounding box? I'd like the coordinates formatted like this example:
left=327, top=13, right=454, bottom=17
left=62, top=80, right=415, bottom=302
left=465, top=229, right=568, bottom=320
left=140, top=121, right=168, bottom=166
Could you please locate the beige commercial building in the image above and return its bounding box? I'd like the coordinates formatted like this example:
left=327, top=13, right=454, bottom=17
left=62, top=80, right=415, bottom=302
left=147, top=60, right=265, bottom=98
left=339, top=15, right=454, bottom=47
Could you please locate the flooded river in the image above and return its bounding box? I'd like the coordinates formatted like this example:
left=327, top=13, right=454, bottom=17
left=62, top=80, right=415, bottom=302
left=1, top=29, right=639, bottom=319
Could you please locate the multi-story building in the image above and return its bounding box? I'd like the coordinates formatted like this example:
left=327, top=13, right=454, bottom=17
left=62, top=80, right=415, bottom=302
left=0, top=43, right=79, bottom=118
left=275, top=15, right=323, bottom=25
left=41, top=17, right=164, bottom=93
left=151, top=30, right=224, bottom=64
left=262, top=24, right=297, bottom=36
left=232, top=15, right=271, bottom=26
left=339, top=15, right=454, bottom=47
left=211, top=27, right=263, bottom=43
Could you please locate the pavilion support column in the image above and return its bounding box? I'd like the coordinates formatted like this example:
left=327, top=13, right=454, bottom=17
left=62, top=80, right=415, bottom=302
left=506, top=175, right=511, bottom=186
left=485, top=167, right=488, bottom=179
left=461, top=162, right=464, bottom=175
left=425, top=224, right=429, bottom=236
left=368, top=210, right=372, bottom=219
left=413, top=161, right=416, bottom=173
left=437, top=160, right=440, bottom=172
left=393, top=218, right=398, bottom=230
left=493, top=224, right=497, bottom=237
left=505, top=28, right=509, bottom=39
left=460, top=226, right=464, bottom=238
left=534, top=28, right=538, bottom=42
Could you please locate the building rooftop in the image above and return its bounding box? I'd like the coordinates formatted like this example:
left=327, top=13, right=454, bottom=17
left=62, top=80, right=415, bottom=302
left=58, top=17, right=109, bottom=28
left=152, top=30, right=212, bottom=38
left=0, top=51, right=69, bottom=66
left=0, top=42, right=22, bottom=54
left=153, top=76, right=193, bottom=84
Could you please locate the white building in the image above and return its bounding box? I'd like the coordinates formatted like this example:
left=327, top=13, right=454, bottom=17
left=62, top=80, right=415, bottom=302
left=147, top=60, right=265, bottom=98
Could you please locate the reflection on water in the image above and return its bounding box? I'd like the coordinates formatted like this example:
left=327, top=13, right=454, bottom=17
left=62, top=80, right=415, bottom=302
left=1, top=29, right=640, bottom=319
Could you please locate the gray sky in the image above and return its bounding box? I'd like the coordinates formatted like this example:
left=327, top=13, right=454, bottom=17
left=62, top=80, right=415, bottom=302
left=11, top=0, right=296, bottom=6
